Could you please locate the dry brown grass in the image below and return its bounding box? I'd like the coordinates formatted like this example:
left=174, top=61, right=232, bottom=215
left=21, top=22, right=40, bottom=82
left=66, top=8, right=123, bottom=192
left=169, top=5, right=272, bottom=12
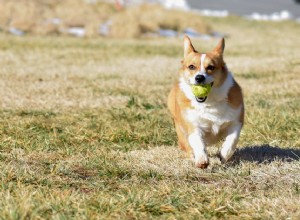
left=110, top=4, right=211, bottom=38
left=0, top=1, right=210, bottom=38
left=0, top=0, right=115, bottom=36
left=0, top=15, right=299, bottom=219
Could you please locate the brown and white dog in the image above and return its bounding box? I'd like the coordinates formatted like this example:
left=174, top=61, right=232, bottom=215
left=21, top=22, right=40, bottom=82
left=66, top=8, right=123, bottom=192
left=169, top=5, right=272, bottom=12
left=168, top=35, right=244, bottom=168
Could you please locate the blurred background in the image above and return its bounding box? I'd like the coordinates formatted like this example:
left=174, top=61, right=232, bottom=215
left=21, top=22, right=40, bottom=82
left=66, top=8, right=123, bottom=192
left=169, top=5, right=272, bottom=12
left=0, top=0, right=299, bottom=39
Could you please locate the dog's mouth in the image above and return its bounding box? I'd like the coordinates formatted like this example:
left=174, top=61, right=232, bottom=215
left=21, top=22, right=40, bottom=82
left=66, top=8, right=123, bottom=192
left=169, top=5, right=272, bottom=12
left=195, top=82, right=214, bottom=103
left=196, top=97, right=207, bottom=103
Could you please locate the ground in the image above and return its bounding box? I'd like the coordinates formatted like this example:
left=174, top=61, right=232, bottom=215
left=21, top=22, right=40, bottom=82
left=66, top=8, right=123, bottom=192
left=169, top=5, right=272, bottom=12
left=0, top=16, right=300, bottom=219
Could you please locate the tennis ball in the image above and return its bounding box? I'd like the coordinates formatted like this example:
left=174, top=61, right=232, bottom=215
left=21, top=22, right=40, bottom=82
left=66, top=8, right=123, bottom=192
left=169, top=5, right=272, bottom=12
left=191, top=84, right=212, bottom=98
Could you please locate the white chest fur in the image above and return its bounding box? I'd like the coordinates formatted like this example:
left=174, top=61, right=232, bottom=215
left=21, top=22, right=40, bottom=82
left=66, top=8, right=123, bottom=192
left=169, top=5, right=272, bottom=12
left=179, top=71, right=242, bottom=135
left=185, top=101, right=241, bottom=135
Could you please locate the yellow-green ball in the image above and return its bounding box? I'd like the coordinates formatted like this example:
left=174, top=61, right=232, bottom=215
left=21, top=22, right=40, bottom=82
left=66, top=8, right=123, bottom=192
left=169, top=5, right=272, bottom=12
left=191, top=84, right=212, bottom=98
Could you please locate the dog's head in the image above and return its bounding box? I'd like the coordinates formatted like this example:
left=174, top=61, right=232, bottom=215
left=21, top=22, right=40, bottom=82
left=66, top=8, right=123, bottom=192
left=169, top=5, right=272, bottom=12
left=180, top=35, right=227, bottom=88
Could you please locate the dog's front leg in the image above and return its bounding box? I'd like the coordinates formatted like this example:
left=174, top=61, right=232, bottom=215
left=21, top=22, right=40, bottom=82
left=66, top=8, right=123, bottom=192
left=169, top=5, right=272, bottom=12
left=220, top=123, right=242, bottom=162
left=188, top=129, right=209, bottom=168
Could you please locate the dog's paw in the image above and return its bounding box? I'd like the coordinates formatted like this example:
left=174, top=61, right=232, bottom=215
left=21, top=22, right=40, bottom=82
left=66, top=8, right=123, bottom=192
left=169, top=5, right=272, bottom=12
left=220, top=147, right=235, bottom=163
left=218, top=154, right=227, bottom=164
left=218, top=153, right=234, bottom=164
left=194, top=154, right=209, bottom=169
left=195, top=161, right=209, bottom=169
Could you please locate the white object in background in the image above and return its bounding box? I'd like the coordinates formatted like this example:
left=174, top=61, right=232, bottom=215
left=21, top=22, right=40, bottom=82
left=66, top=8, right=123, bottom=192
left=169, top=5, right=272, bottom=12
left=163, top=0, right=189, bottom=10
left=67, top=27, right=85, bottom=37
left=199, top=9, right=229, bottom=17
left=9, top=27, right=24, bottom=36
left=246, top=10, right=292, bottom=21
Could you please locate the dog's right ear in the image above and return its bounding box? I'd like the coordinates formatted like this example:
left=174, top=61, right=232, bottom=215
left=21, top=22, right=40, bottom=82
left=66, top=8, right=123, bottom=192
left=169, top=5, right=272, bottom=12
left=183, top=35, right=196, bottom=58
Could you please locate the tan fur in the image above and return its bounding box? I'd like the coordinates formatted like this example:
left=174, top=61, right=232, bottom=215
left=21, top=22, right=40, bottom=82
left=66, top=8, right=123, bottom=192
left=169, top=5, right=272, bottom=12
left=168, top=84, right=193, bottom=155
left=228, top=80, right=245, bottom=123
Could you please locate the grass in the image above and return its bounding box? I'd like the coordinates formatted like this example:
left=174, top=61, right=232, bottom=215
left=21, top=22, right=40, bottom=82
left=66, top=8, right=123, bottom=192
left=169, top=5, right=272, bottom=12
left=0, top=16, right=300, bottom=219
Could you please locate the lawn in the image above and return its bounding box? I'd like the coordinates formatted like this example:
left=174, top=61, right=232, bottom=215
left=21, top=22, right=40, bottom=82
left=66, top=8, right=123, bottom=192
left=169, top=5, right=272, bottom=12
left=0, top=16, right=300, bottom=219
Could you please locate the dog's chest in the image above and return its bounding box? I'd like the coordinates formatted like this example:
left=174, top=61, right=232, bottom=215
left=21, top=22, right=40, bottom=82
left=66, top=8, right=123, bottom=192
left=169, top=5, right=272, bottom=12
left=185, top=101, right=240, bottom=134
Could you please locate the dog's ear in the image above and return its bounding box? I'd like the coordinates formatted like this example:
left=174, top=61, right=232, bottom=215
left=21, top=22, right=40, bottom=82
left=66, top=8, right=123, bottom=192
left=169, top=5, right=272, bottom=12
left=183, top=35, right=196, bottom=58
left=213, top=38, right=225, bottom=55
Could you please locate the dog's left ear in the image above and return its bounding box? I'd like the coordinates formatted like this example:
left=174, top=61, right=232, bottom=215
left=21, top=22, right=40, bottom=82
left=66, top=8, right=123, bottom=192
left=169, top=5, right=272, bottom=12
left=213, top=38, right=225, bottom=55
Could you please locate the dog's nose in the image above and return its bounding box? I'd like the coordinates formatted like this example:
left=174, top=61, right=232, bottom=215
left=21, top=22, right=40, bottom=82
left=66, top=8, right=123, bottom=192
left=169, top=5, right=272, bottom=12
left=195, top=75, right=205, bottom=83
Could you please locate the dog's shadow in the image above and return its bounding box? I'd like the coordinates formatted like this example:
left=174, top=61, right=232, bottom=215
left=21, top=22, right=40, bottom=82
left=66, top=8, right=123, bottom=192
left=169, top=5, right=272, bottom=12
left=231, top=144, right=300, bottom=164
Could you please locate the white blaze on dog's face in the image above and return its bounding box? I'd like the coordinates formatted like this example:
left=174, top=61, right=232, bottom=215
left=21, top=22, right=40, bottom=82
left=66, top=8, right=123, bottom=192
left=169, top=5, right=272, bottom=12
left=181, top=35, right=227, bottom=87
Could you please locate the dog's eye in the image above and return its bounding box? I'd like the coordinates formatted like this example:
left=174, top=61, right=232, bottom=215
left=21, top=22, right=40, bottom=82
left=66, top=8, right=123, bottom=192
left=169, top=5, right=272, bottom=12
left=207, top=65, right=215, bottom=71
left=188, top=65, right=196, bottom=70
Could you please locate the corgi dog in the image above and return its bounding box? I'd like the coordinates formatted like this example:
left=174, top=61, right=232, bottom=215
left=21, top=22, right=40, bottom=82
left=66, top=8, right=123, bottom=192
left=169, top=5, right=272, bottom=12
left=168, top=35, right=244, bottom=168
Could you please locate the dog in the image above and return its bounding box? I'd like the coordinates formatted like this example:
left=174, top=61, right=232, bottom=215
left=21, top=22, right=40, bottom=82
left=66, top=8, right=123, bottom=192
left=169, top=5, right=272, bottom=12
left=168, top=35, right=244, bottom=168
